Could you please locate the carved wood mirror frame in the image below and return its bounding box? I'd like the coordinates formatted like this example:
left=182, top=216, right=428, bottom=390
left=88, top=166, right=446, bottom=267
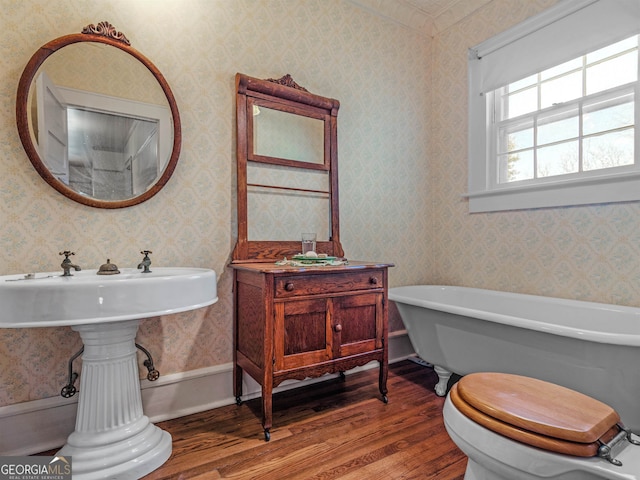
left=232, top=73, right=344, bottom=262
left=16, top=21, right=181, bottom=209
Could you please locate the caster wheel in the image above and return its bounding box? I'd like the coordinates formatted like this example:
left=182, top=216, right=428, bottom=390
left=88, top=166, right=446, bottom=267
left=264, top=429, right=271, bottom=441
left=236, top=396, right=242, bottom=406
left=147, top=369, right=160, bottom=381
left=382, top=395, right=388, bottom=404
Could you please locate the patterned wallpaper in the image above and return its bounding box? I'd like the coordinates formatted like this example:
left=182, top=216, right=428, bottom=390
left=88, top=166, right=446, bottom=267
left=0, top=0, right=430, bottom=407
left=430, top=0, right=640, bottom=306
left=3, top=0, right=637, bottom=411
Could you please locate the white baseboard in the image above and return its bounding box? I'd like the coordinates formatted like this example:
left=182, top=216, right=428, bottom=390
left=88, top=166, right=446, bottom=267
left=0, top=333, right=414, bottom=456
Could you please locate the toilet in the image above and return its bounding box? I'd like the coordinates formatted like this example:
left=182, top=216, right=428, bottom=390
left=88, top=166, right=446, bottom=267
left=443, top=372, right=640, bottom=480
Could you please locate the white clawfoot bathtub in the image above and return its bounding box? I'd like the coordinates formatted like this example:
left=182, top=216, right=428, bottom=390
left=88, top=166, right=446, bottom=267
left=389, top=285, right=640, bottom=433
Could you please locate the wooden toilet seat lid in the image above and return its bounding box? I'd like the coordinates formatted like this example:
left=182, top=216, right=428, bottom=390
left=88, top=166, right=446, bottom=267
left=451, top=372, right=620, bottom=457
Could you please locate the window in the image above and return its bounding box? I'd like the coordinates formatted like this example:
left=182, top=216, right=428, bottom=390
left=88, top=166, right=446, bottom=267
left=496, top=36, right=637, bottom=184
left=467, top=0, right=640, bottom=212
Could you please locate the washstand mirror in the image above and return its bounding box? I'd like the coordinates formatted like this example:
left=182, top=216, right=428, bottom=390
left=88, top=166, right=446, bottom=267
left=16, top=21, right=181, bottom=209
left=232, top=73, right=343, bottom=262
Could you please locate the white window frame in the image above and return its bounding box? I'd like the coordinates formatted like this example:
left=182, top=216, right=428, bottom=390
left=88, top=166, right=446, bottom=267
left=466, top=0, right=640, bottom=213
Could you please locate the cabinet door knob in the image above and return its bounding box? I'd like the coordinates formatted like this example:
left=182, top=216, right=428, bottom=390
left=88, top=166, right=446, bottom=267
left=334, top=324, right=342, bottom=332
left=285, top=282, right=295, bottom=291
left=369, top=276, right=378, bottom=285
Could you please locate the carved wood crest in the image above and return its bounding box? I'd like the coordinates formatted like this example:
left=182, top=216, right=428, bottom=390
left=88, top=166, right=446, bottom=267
left=265, top=74, right=308, bottom=92
left=81, top=21, right=130, bottom=45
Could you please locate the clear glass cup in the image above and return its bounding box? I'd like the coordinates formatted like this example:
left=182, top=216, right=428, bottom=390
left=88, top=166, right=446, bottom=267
left=301, top=233, right=316, bottom=254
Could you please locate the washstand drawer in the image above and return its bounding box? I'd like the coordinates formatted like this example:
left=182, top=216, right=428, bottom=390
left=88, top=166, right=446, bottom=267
left=275, top=271, right=383, bottom=298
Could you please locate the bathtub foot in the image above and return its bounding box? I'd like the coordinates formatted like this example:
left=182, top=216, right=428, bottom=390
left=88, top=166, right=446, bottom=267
left=433, top=365, right=452, bottom=396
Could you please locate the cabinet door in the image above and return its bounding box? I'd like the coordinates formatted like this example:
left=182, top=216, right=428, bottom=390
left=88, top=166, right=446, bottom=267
left=332, top=293, right=383, bottom=358
left=275, top=298, right=331, bottom=371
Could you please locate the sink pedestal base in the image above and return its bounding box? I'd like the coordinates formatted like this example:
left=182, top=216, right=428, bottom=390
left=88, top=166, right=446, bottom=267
left=57, top=320, right=172, bottom=480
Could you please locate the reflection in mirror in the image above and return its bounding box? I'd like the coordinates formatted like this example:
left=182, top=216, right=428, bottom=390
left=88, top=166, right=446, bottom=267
left=67, top=108, right=158, bottom=199
left=253, top=106, right=325, bottom=165
left=247, top=163, right=330, bottom=241
left=30, top=42, right=170, bottom=201
left=16, top=22, right=181, bottom=208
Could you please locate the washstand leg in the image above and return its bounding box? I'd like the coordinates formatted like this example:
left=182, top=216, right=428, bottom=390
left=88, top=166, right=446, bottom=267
left=261, top=383, right=273, bottom=441
left=234, top=363, right=243, bottom=405
left=379, top=359, right=389, bottom=403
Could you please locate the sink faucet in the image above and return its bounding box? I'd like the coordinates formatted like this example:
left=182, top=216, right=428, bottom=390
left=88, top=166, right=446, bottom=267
left=60, top=251, right=81, bottom=276
left=137, top=250, right=152, bottom=273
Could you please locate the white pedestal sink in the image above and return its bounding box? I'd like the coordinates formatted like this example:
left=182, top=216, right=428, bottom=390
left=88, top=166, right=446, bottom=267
left=1, top=267, right=218, bottom=479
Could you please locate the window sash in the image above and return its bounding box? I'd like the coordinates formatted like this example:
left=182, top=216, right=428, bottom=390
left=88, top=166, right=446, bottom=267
left=491, top=85, right=636, bottom=189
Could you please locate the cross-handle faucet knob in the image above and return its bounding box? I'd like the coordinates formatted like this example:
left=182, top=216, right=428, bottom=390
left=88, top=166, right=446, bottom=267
left=138, top=250, right=152, bottom=273
left=59, top=251, right=81, bottom=276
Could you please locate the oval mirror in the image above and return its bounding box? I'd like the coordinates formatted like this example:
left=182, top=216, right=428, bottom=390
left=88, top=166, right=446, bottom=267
left=16, top=22, right=181, bottom=208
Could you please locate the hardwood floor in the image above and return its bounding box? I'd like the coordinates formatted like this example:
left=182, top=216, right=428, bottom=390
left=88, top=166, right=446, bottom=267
left=41, top=360, right=468, bottom=479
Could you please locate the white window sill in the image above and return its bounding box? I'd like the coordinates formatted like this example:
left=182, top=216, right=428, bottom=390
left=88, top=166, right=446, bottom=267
left=464, top=172, right=640, bottom=212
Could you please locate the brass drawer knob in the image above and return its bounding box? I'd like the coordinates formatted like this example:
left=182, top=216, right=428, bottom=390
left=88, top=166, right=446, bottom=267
left=285, top=282, right=295, bottom=291
left=334, top=324, right=342, bottom=332
left=369, top=277, right=378, bottom=285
